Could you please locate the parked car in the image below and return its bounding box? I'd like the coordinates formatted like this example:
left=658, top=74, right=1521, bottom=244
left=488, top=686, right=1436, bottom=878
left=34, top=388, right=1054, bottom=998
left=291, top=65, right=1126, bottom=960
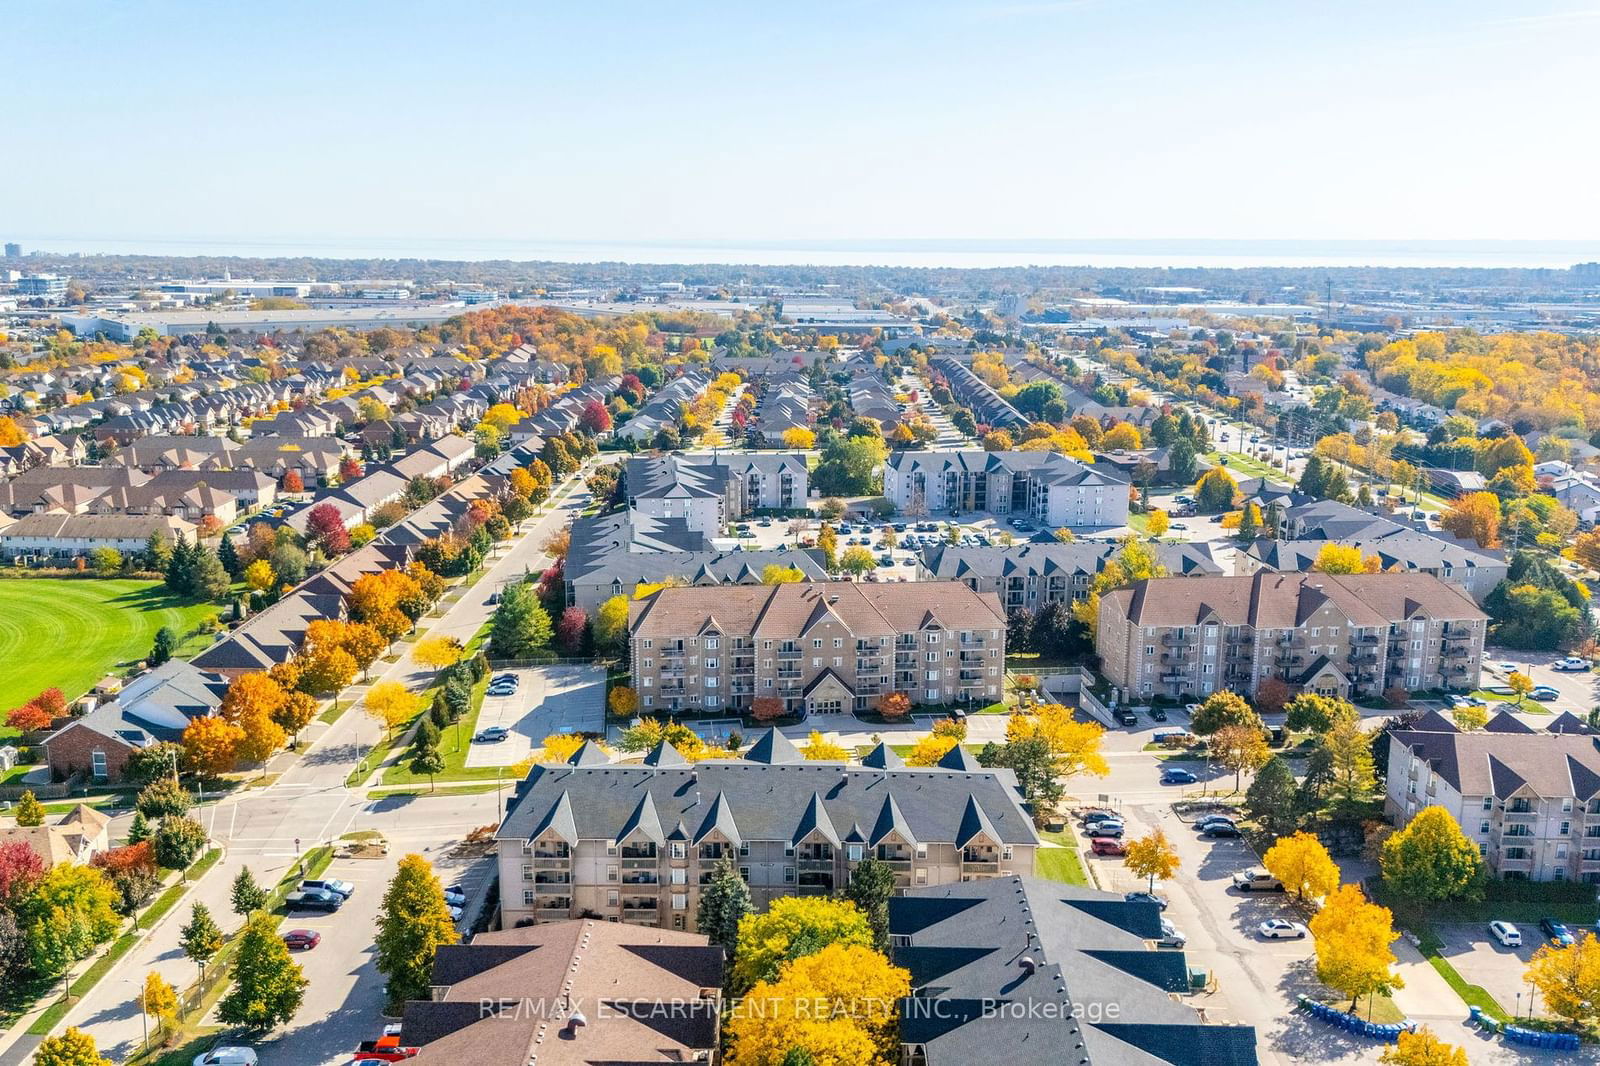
left=443, top=887, right=466, bottom=905
left=1148, top=707, right=1168, bottom=722
left=285, top=889, right=343, bottom=913
left=1258, top=919, right=1308, bottom=940
left=1489, top=920, right=1522, bottom=948
left=474, top=726, right=510, bottom=743
left=1113, top=709, right=1138, bottom=727
left=194, top=1049, right=257, bottom=1066
left=1530, top=685, right=1561, bottom=701
left=1194, top=814, right=1236, bottom=831
left=282, top=929, right=322, bottom=951
left=1231, top=867, right=1285, bottom=892
left=1090, top=837, right=1127, bottom=856
left=1161, top=768, right=1197, bottom=785
left=1201, top=822, right=1241, bottom=838
left=1087, top=819, right=1124, bottom=838
left=1553, top=657, right=1591, bottom=671
left=301, top=878, right=355, bottom=899
left=1124, top=891, right=1169, bottom=911
left=1154, top=918, right=1187, bottom=949
left=1541, top=917, right=1577, bottom=947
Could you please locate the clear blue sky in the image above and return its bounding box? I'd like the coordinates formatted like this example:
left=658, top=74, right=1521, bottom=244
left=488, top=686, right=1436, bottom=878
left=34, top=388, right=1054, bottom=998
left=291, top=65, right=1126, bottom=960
left=8, top=0, right=1600, bottom=252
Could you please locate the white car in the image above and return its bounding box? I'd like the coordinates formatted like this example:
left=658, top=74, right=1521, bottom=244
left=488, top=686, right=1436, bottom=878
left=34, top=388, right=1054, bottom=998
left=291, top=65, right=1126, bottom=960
left=1553, top=657, right=1591, bottom=672
left=1489, top=920, right=1522, bottom=948
left=1258, top=918, right=1309, bottom=940
left=194, top=1049, right=258, bottom=1066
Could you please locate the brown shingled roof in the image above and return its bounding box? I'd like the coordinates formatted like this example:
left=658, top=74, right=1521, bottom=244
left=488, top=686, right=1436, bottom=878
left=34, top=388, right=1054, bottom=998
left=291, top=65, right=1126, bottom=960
left=1105, top=571, right=1485, bottom=629
left=630, top=580, right=1006, bottom=638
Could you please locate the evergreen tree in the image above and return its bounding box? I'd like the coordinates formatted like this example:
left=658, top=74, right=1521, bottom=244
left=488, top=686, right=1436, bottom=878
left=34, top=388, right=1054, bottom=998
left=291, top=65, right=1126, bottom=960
left=14, top=790, right=44, bottom=826
left=218, top=911, right=307, bottom=1029
left=844, top=857, right=896, bottom=951
left=1297, top=455, right=1328, bottom=498
left=217, top=534, right=242, bottom=578
left=231, top=867, right=268, bottom=917
left=126, top=811, right=151, bottom=846
left=695, top=856, right=752, bottom=956
left=148, top=626, right=176, bottom=668
left=488, top=582, right=552, bottom=659
left=143, top=532, right=172, bottom=573
left=189, top=546, right=231, bottom=602
left=1243, top=756, right=1300, bottom=838
left=179, top=902, right=223, bottom=980
left=164, top=534, right=194, bottom=595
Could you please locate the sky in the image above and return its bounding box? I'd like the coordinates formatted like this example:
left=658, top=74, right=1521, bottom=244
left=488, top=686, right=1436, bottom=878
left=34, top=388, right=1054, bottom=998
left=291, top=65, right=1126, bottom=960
left=6, top=0, right=1600, bottom=257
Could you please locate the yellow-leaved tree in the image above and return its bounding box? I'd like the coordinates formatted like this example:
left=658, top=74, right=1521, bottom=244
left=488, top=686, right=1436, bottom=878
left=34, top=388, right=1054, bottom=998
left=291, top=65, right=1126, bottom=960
left=1380, top=1026, right=1469, bottom=1066
left=801, top=731, right=849, bottom=761
left=1309, top=884, right=1404, bottom=1013
left=1005, top=704, right=1110, bottom=779
left=728, top=943, right=910, bottom=1066
left=905, top=733, right=959, bottom=767
left=1124, top=829, right=1181, bottom=893
left=1262, top=831, right=1341, bottom=902
left=1524, top=931, right=1600, bottom=1027
left=730, top=897, right=875, bottom=994
left=363, top=681, right=420, bottom=743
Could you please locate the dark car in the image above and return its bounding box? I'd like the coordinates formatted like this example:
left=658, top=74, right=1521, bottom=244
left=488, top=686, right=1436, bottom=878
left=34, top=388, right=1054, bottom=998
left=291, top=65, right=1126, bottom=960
left=285, top=889, right=343, bottom=913
left=1201, top=822, right=1241, bottom=838
left=1124, top=891, right=1170, bottom=911
left=1161, top=767, right=1198, bottom=785
left=281, top=929, right=322, bottom=951
left=1541, top=917, right=1577, bottom=947
left=475, top=726, right=510, bottom=743
left=1195, top=814, right=1237, bottom=831
left=1148, top=707, right=1168, bottom=722
left=1113, top=709, right=1138, bottom=727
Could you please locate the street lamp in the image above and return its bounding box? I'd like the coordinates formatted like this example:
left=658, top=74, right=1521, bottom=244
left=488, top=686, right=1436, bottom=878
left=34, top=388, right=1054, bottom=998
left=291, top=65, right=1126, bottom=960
left=125, top=977, right=148, bottom=1050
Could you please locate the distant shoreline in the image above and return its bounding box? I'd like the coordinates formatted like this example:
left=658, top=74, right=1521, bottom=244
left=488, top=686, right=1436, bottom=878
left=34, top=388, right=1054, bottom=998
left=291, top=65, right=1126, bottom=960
left=11, top=236, right=1600, bottom=270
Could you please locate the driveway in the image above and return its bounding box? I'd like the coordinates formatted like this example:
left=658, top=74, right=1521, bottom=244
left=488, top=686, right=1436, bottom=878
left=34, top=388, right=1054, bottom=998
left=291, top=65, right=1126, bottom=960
left=1432, top=922, right=1546, bottom=1021
left=465, top=664, right=606, bottom=767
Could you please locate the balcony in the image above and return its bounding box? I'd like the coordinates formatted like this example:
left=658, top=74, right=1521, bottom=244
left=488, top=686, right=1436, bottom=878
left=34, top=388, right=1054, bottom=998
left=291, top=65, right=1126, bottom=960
left=623, top=907, right=660, bottom=922
left=1347, top=651, right=1378, bottom=665
left=534, top=879, right=572, bottom=893
left=1502, top=809, right=1536, bottom=824
left=1159, top=672, right=1187, bottom=684
left=777, top=648, right=802, bottom=660
left=659, top=666, right=686, bottom=679
left=1497, top=855, right=1534, bottom=873
left=621, top=872, right=659, bottom=885
left=797, top=857, right=835, bottom=872
left=1161, top=633, right=1193, bottom=647
left=959, top=636, right=987, bottom=648
left=529, top=854, right=570, bottom=866
left=1276, top=635, right=1305, bottom=648
left=536, top=904, right=572, bottom=919
left=1354, top=634, right=1380, bottom=645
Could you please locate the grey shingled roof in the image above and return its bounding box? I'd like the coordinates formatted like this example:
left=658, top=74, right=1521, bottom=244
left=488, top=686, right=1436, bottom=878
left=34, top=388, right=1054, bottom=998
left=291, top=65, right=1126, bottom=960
left=744, top=727, right=803, bottom=765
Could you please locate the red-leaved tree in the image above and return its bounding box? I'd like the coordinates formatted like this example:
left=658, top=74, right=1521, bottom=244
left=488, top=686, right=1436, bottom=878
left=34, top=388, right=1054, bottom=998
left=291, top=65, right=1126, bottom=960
left=305, top=503, right=351, bottom=555
left=281, top=470, right=305, bottom=493
left=579, top=398, right=612, bottom=434
left=556, top=606, right=588, bottom=654
left=752, top=697, right=785, bottom=723
left=0, top=840, right=47, bottom=908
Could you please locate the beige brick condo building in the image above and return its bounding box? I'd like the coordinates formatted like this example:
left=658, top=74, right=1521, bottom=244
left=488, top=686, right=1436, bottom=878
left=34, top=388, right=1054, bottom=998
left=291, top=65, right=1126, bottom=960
left=495, top=733, right=1040, bottom=930
left=1097, top=571, right=1487, bottom=703
left=628, top=581, right=1007, bottom=717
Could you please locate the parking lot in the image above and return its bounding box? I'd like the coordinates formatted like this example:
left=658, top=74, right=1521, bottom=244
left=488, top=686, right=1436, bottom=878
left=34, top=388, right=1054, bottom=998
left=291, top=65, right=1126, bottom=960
left=465, top=663, right=606, bottom=766
left=1431, top=922, right=1550, bottom=1022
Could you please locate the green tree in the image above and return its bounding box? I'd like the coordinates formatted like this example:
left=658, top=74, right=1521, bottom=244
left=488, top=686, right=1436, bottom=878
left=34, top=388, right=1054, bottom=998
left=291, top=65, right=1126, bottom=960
left=1243, top=756, right=1300, bottom=838
left=231, top=867, right=268, bottom=918
left=126, top=812, right=151, bottom=846
left=1193, top=467, right=1238, bottom=512
left=148, top=626, right=176, bottom=668
left=218, top=910, right=307, bottom=1029
left=33, top=1028, right=111, bottom=1066
left=844, top=857, right=897, bottom=952
left=135, top=778, right=191, bottom=819
left=375, top=854, right=461, bottom=1011
left=696, top=855, right=752, bottom=956
left=179, top=902, right=223, bottom=980
left=1380, top=807, right=1487, bottom=902
left=1189, top=690, right=1261, bottom=737
left=976, top=737, right=1064, bottom=814
left=1324, top=705, right=1377, bottom=809
left=408, top=743, right=445, bottom=792
left=1284, top=693, right=1347, bottom=734
left=488, top=582, right=553, bottom=659
left=151, top=817, right=207, bottom=869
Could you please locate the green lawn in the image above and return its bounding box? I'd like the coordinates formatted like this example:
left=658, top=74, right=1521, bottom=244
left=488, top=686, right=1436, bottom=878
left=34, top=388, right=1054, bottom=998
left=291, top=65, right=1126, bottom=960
left=1469, top=690, right=1553, bottom=715
left=0, top=579, right=221, bottom=715
left=1035, top=846, right=1089, bottom=885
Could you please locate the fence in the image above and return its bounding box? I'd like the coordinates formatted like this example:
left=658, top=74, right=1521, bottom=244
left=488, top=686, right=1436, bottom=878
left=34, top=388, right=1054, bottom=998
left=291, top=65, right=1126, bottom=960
left=0, top=771, right=85, bottom=803
left=487, top=656, right=608, bottom=670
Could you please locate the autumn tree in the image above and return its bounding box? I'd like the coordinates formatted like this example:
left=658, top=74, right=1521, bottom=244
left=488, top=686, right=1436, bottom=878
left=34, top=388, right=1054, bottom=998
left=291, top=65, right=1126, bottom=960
left=1323, top=704, right=1376, bottom=809
left=1284, top=693, right=1346, bottom=734
left=218, top=910, right=308, bottom=1029
left=13, top=790, right=45, bottom=827
left=364, top=681, right=420, bottom=743
left=906, top=733, right=959, bottom=766
left=1507, top=670, right=1535, bottom=706
left=1263, top=831, right=1340, bottom=902
left=593, top=594, right=630, bottom=653
left=1124, top=829, right=1180, bottom=893
left=1005, top=704, right=1110, bottom=778
left=1146, top=508, right=1169, bottom=538
left=878, top=691, right=911, bottom=719
left=181, top=714, right=244, bottom=780
left=608, top=684, right=637, bottom=718
left=1194, top=467, right=1239, bottom=513
left=220, top=672, right=289, bottom=764
left=375, top=854, right=461, bottom=1010
left=1525, top=932, right=1600, bottom=1027
left=800, top=730, right=848, bottom=761
left=1450, top=703, right=1488, bottom=731
left=1380, top=1027, right=1469, bottom=1066
left=731, top=896, right=874, bottom=994
left=1190, top=690, right=1261, bottom=737
left=1439, top=491, right=1501, bottom=548
left=751, top=697, right=785, bottom=724
left=1309, top=884, right=1403, bottom=1013
left=32, top=1029, right=111, bottom=1066
left=141, top=970, right=178, bottom=1037
left=412, top=634, right=464, bottom=670
left=1313, top=543, right=1378, bottom=575
left=1210, top=722, right=1271, bottom=791
left=1380, top=807, right=1486, bottom=902
left=727, top=943, right=909, bottom=1066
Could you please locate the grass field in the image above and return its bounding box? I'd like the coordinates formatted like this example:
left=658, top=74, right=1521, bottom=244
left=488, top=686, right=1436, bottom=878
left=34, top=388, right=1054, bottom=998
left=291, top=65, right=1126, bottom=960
left=0, top=579, right=220, bottom=715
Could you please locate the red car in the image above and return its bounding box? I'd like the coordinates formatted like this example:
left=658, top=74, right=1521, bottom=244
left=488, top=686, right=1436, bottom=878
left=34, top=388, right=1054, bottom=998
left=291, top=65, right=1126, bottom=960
left=282, top=929, right=321, bottom=951
left=1091, top=837, right=1127, bottom=856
